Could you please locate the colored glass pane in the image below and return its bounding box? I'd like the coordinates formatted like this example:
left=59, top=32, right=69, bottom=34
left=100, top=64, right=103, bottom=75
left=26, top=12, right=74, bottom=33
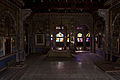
left=77, top=38, right=83, bottom=42
left=62, top=26, right=64, bottom=29
left=67, top=38, right=69, bottom=42
left=80, top=38, right=83, bottom=42
left=56, top=38, right=59, bottom=42
left=95, top=37, right=97, bottom=42
left=56, top=32, right=64, bottom=37
left=77, top=33, right=83, bottom=37
left=77, top=38, right=80, bottom=42
left=67, top=34, right=69, bottom=37
left=86, top=38, right=90, bottom=42
left=60, top=38, right=64, bottom=42
left=56, top=26, right=61, bottom=29
left=86, top=33, right=90, bottom=37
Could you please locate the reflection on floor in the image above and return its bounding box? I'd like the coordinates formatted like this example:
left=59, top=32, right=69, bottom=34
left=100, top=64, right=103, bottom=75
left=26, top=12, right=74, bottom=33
left=0, top=52, right=116, bottom=80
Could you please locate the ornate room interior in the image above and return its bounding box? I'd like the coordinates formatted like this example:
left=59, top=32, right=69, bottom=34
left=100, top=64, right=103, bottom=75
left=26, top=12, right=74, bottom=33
left=0, top=0, right=120, bottom=80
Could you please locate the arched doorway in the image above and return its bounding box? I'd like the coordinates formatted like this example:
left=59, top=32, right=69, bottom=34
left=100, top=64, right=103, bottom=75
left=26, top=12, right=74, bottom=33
left=0, top=11, right=17, bottom=56
left=56, top=32, right=64, bottom=50
left=75, top=25, right=91, bottom=51
left=76, top=32, right=83, bottom=50
left=95, top=19, right=105, bottom=50
left=112, top=14, right=120, bottom=55
left=51, top=26, right=66, bottom=50
left=85, top=32, right=91, bottom=50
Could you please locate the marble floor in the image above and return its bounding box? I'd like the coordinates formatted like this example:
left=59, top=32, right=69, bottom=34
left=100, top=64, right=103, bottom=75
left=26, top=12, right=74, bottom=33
left=0, top=53, right=116, bottom=80
left=19, top=53, right=115, bottom=80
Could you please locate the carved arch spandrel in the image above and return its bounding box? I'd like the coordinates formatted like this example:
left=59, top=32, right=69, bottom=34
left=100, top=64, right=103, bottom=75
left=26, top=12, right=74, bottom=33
left=112, top=13, right=120, bottom=54
left=0, top=10, right=17, bottom=36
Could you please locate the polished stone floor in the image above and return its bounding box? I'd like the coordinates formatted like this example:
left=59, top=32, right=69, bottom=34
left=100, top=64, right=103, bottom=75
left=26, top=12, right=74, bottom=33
left=19, top=53, right=115, bottom=80
left=0, top=52, right=116, bottom=80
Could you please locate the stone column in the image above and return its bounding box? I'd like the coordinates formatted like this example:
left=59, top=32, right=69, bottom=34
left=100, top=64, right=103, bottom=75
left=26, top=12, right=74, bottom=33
left=83, top=32, right=86, bottom=50
left=17, top=8, right=24, bottom=63
left=91, top=15, right=95, bottom=53
left=91, top=33, right=95, bottom=53
left=18, top=9, right=32, bottom=63
left=98, top=9, right=110, bottom=61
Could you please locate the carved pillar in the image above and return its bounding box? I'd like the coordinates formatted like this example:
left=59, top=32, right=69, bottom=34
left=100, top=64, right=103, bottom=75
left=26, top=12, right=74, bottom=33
left=18, top=9, right=24, bottom=62
left=83, top=33, right=86, bottom=50
left=91, top=33, right=95, bottom=53
left=118, top=37, right=120, bottom=54
left=18, top=9, right=32, bottom=63
left=98, top=9, right=110, bottom=61
left=23, top=9, right=32, bottom=56
left=91, top=14, right=95, bottom=53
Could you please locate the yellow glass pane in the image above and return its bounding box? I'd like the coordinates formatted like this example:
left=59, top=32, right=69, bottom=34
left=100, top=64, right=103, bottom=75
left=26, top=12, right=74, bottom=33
left=77, top=33, right=82, bottom=37
left=67, top=38, right=69, bottom=42
left=56, top=38, right=59, bottom=42
left=67, top=34, right=69, bottom=37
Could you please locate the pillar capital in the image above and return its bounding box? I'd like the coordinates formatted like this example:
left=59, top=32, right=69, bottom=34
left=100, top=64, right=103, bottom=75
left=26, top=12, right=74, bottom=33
left=22, top=9, right=32, bottom=21
left=98, top=9, right=109, bottom=21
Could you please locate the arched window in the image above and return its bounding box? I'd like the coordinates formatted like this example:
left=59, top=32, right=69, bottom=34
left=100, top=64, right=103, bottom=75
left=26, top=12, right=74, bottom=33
left=77, top=33, right=83, bottom=37
left=86, top=33, right=90, bottom=42
left=77, top=33, right=83, bottom=42
left=56, top=32, right=64, bottom=42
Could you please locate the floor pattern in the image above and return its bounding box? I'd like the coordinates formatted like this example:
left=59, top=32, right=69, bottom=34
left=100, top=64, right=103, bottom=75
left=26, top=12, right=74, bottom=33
left=19, top=53, right=115, bottom=80
left=0, top=53, right=117, bottom=80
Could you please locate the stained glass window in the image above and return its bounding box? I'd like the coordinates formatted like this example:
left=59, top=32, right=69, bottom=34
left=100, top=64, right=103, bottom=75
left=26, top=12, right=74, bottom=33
left=67, top=34, right=69, bottom=37
left=77, top=33, right=83, bottom=37
left=56, top=26, right=61, bottom=29
left=86, top=33, right=90, bottom=37
left=56, top=26, right=64, bottom=30
left=95, top=37, right=98, bottom=42
left=62, top=26, right=64, bottom=29
left=77, top=38, right=83, bottom=42
left=86, top=38, right=90, bottom=42
left=67, top=38, right=69, bottom=42
left=56, top=38, right=64, bottom=42
left=56, top=32, right=64, bottom=37
left=67, top=34, right=70, bottom=42
left=86, top=33, right=90, bottom=43
left=60, top=38, right=64, bottom=42
left=56, top=38, right=59, bottom=42
left=77, top=33, right=83, bottom=43
left=56, top=32, right=64, bottom=42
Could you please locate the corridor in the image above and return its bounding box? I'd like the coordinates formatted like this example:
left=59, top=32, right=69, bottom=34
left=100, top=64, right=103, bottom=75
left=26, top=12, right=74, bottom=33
left=0, top=53, right=116, bottom=80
